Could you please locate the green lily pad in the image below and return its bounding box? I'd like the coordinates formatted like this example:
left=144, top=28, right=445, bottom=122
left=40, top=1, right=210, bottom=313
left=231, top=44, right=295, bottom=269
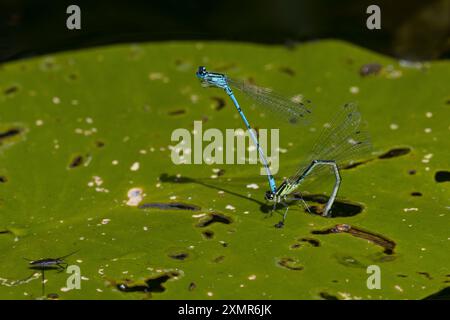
left=0, top=40, right=449, bottom=299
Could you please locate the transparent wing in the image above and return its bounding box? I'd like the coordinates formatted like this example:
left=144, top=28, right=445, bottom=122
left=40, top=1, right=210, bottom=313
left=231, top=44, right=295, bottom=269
left=226, top=77, right=313, bottom=126
left=287, top=103, right=372, bottom=189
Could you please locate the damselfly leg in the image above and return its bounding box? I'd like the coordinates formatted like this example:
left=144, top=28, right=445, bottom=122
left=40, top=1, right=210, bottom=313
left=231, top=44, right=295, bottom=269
left=274, top=201, right=290, bottom=228
left=292, top=195, right=312, bottom=215
left=272, top=193, right=311, bottom=228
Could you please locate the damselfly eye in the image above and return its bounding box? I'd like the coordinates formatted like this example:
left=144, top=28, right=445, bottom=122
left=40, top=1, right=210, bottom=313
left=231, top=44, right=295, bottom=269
left=265, top=191, right=274, bottom=200
left=198, top=66, right=206, bottom=74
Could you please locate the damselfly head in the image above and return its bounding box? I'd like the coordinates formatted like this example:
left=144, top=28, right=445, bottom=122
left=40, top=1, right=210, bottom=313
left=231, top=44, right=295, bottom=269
left=196, top=66, right=207, bottom=78
left=195, top=66, right=228, bottom=90
left=265, top=191, right=275, bottom=201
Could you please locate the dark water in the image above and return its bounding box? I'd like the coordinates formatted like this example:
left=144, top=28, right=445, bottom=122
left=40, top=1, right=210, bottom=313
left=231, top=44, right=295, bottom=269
left=1, top=0, right=449, bottom=62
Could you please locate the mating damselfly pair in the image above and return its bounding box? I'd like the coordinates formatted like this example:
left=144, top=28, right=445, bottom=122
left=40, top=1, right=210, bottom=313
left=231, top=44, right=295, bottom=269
left=196, top=66, right=371, bottom=227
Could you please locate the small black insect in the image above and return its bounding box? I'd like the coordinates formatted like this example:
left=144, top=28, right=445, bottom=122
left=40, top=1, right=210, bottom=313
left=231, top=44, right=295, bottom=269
left=24, top=250, right=79, bottom=297
left=25, top=250, right=79, bottom=272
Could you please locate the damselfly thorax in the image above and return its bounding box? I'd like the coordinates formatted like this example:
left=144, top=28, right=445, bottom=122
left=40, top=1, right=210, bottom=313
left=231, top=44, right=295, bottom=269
left=265, top=180, right=294, bottom=203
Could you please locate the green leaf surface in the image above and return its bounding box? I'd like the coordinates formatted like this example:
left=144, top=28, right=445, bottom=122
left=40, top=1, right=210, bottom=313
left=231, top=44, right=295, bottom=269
left=0, top=40, right=449, bottom=299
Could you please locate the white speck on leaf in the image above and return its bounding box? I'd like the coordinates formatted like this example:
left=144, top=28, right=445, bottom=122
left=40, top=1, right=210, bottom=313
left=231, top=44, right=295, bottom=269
left=349, top=86, right=359, bottom=94
left=390, top=123, right=399, bottom=130
left=130, top=162, right=140, bottom=171
left=126, top=187, right=143, bottom=206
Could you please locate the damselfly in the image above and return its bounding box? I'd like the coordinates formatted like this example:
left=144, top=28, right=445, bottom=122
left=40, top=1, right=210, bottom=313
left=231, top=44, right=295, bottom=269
left=196, top=67, right=371, bottom=227
left=196, top=66, right=313, bottom=194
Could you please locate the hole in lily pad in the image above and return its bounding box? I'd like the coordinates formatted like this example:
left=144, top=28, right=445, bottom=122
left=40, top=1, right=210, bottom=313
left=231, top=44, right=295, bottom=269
left=116, top=271, right=180, bottom=294
left=369, top=252, right=397, bottom=263
left=435, top=171, right=450, bottom=183
left=277, top=257, right=303, bottom=271
left=312, top=224, right=396, bottom=255
left=47, top=293, right=59, bottom=300
left=139, top=202, right=200, bottom=211
left=168, top=109, right=186, bottom=116
left=300, top=194, right=363, bottom=217
left=342, top=161, right=363, bottom=169
left=168, top=252, right=189, bottom=261
left=211, top=96, right=226, bottom=110
left=279, top=66, right=296, bottom=76
left=378, top=147, right=411, bottom=159
left=299, top=238, right=320, bottom=247
left=0, top=176, right=7, bottom=183
left=213, top=255, right=225, bottom=263
left=417, top=272, right=432, bottom=280
left=342, top=158, right=373, bottom=169
left=4, top=85, right=19, bottom=95
left=319, top=292, right=339, bottom=300
left=202, top=230, right=214, bottom=239
left=160, top=173, right=193, bottom=183
left=67, top=73, right=78, bottom=81
left=411, top=191, right=422, bottom=197
left=95, top=140, right=105, bottom=148
left=0, top=128, right=22, bottom=142
left=69, top=155, right=84, bottom=168
left=196, top=213, right=232, bottom=227
left=260, top=194, right=363, bottom=217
